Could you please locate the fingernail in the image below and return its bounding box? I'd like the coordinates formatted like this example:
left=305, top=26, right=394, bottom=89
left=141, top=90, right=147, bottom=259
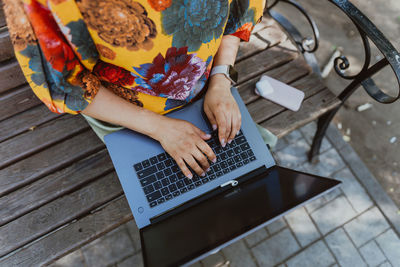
left=205, top=134, right=211, bottom=139
left=212, top=158, right=217, bottom=163
left=206, top=168, right=211, bottom=172
left=221, top=139, right=226, bottom=147
left=201, top=172, right=205, bottom=177
left=212, top=124, right=217, bottom=131
left=228, top=139, right=232, bottom=144
left=187, top=173, right=193, bottom=179
left=237, top=131, right=240, bottom=136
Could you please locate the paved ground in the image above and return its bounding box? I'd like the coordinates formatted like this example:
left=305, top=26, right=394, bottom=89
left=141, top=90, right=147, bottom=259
left=49, top=123, right=400, bottom=267
left=273, top=0, right=400, bottom=206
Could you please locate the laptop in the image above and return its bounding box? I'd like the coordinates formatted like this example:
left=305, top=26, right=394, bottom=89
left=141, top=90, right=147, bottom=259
left=104, top=87, right=341, bottom=267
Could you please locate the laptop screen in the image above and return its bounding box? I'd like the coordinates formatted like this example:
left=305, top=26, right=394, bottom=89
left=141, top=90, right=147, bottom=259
left=140, top=166, right=340, bottom=267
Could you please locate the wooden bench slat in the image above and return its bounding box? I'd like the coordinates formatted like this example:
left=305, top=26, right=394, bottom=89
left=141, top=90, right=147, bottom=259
left=0, top=105, right=59, bottom=143
left=0, top=148, right=113, bottom=227
left=238, top=57, right=311, bottom=104
left=0, top=30, right=14, bottom=62
left=247, top=73, right=327, bottom=124
left=261, top=89, right=341, bottom=137
left=0, top=130, right=104, bottom=198
left=0, top=196, right=132, bottom=267
left=0, top=84, right=41, bottom=122
left=0, top=115, right=89, bottom=169
left=0, top=170, right=122, bottom=257
left=0, top=59, right=27, bottom=94
left=236, top=23, right=287, bottom=62
left=236, top=40, right=298, bottom=85
left=0, top=4, right=5, bottom=28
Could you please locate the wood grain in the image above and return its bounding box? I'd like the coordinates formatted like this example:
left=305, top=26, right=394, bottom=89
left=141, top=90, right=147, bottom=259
left=0, top=84, right=41, bottom=121
left=0, top=115, right=89, bottom=169
left=0, top=4, right=5, bottom=28
left=261, top=89, right=341, bottom=137
left=0, top=197, right=132, bottom=267
left=0, top=130, right=104, bottom=197
left=0, top=171, right=123, bottom=257
left=0, top=30, right=14, bottom=62
left=0, top=59, right=27, bottom=94
left=0, top=149, right=113, bottom=226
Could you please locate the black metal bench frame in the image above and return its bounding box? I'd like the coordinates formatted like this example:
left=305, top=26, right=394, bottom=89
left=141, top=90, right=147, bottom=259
left=266, top=0, right=400, bottom=162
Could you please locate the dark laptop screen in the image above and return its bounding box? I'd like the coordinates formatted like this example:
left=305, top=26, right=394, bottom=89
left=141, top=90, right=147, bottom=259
left=140, top=166, right=340, bottom=267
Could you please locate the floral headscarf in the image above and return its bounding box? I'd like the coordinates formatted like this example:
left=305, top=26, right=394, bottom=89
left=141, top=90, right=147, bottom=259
left=3, top=0, right=265, bottom=114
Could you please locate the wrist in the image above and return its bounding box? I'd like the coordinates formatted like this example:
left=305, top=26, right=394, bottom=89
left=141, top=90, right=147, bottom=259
left=208, top=73, right=232, bottom=91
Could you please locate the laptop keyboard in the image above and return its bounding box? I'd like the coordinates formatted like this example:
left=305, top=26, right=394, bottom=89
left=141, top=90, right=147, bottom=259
left=133, top=130, right=257, bottom=208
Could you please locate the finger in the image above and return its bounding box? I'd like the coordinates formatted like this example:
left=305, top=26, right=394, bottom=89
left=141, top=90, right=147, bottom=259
left=204, top=107, right=218, bottom=131
left=224, top=109, right=232, bottom=145
left=175, top=157, right=193, bottom=179
left=197, top=140, right=217, bottom=164
left=193, top=126, right=211, bottom=140
left=228, top=110, right=241, bottom=143
left=215, top=111, right=227, bottom=147
left=184, top=155, right=205, bottom=177
left=192, top=146, right=210, bottom=171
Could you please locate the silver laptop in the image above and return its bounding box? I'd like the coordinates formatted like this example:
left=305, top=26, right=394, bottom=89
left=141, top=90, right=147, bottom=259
left=105, top=87, right=341, bottom=267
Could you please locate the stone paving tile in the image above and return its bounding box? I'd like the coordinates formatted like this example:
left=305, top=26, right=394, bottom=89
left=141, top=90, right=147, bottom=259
left=48, top=249, right=86, bottom=267
left=375, top=229, right=400, bottom=267
left=323, top=187, right=342, bottom=202
left=222, top=240, right=257, bottom=267
left=244, top=227, right=269, bottom=247
left=359, top=240, right=387, bottom=267
left=301, top=148, right=346, bottom=177
left=274, top=138, right=310, bottom=168
left=299, top=122, right=332, bottom=153
left=201, top=251, right=225, bottom=267
left=126, top=220, right=142, bottom=251
left=266, top=217, right=287, bottom=235
left=379, top=261, right=393, bottom=267
left=286, top=240, right=336, bottom=267
left=344, top=207, right=390, bottom=247
left=117, top=253, right=144, bottom=267
left=81, top=225, right=134, bottom=267
left=311, top=195, right=357, bottom=235
left=252, top=228, right=300, bottom=267
left=333, top=168, right=373, bottom=213
left=285, top=207, right=320, bottom=247
left=305, top=195, right=328, bottom=213
left=325, top=228, right=366, bottom=267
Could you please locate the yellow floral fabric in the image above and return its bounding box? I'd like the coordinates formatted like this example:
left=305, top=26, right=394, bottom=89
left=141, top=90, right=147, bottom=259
left=4, top=0, right=265, bottom=115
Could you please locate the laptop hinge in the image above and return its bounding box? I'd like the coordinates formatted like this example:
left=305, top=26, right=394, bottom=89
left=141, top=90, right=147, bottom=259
left=149, top=165, right=269, bottom=224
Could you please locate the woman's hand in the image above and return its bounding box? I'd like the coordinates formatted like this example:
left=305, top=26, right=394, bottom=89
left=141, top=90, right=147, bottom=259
left=152, top=116, right=217, bottom=179
left=203, top=74, right=242, bottom=147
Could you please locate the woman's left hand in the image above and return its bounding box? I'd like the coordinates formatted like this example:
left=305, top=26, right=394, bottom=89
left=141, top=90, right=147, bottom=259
left=203, top=74, right=241, bottom=147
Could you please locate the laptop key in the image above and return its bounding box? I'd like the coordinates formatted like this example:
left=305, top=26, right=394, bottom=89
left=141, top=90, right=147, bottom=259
left=187, top=184, right=195, bottom=190
left=161, top=188, right=169, bottom=196
left=220, top=152, right=228, bottom=160
left=192, top=175, right=200, bottom=182
left=140, top=174, right=156, bottom=186
left=195, top=181, right=202, bottom=187
left=156, top=171, right=165, bottom=180
left=176, top=181, right=185, bottom=189
left=247, top=149, right=254, bottom=157
left=165, top=159, right=173, bottom=167
left=202, top=177, right=210, bottom=183
left=153, top=181, right=162, bottom=190
left=184, top=178, right=192, bottom=185
left=244, top=159, right=250, bottom=164
left=146, top=191, right=162, bottom=202
left=165, top=194, right=173, bottom=200
left=234, top=147, right=242, bottom=154
left=236, top=162, right=243, bottom=168
left=221, top=161, right=228, bottom=169
left=150, top=156, right=158, bottom=165
left=150, top=201, right=157, bottom=207
left=236, top=136, right=246, bottom=144
left=157, top=162, right=165, bottom=171
left=209, top=174, right=216, bottom=180
left=137, top=166, right=157, bottom=179
left=180, top=187, right=188, bottom=194
left=240, top=152, right=248, bottom=160
left=229, top=166, right=235, bottom=171
left=223, top=169, right=229, bottom=174
left=172, top=165, right=179, bottom=173
left=157, top=197, right=165, bottom=204
left=176, top=172, right=185, bottom=179
left=169, top=174, right=178, bottom=183
left=227, top=158, right=235, bottom=166
left=168, top=184, right=178, bottom=192
left=143, top=184, right=154, bottom=194
left=161, top=178, right=170, bottom=186
left=157, top=153, right=167, bottom=161
left=216, top=171, right=223, bottom=177
left=164, top=168, right=172, bottom=176
left=234, top=155, right=241, bottom=163
left=134, top=163, right=143, bottom=172
left=173, top=191, right=180, bottom=197
left=240, top=143, right=250, bottom=150
left=227, top=149, right=235, bottom=157
left=142, top=159, right=150, bottom=168
left=250, top=156, right=256, bottom=161
left=215, top=147, right=223, bottom=154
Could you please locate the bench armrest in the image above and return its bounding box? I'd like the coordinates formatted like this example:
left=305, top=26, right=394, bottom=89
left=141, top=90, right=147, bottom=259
left=267, top=0, right=400, bottom=104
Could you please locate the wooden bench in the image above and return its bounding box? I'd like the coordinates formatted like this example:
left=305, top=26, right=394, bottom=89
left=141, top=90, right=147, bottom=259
left=0, top=1, right=398, bottom=265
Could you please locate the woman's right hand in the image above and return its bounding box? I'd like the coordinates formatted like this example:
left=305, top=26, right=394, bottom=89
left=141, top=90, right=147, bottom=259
left=152, top=117, right=217, bottom=179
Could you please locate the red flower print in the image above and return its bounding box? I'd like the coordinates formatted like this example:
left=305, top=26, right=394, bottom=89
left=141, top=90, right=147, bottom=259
left=148, top=0, right=172, bottom=11
left=93, top=61, right=135, bottom=86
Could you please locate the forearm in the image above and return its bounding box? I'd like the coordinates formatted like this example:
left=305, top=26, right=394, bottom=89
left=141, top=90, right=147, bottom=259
left=209, top=35, right=241, bottom=88
left=82, top=86, right=162, bottom=139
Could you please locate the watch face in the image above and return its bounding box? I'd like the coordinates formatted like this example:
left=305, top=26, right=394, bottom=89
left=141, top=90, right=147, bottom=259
left=229, top=65, right=239, bottom=84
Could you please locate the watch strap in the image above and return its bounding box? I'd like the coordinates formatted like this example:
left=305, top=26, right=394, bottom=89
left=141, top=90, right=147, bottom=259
left=210, top=65, right=236, bottom=84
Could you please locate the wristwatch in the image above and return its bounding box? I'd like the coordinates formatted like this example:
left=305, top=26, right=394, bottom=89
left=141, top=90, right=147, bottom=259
left=210, top=65, right=238, bottom=85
